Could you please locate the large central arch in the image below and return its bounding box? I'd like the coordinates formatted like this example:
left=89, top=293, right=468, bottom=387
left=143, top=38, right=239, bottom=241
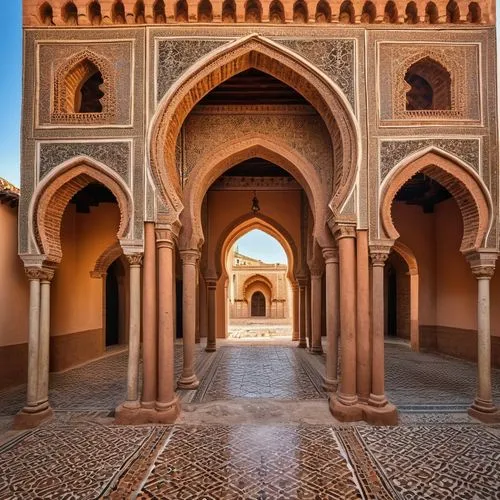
left=149, top=33, right=359, bottom=220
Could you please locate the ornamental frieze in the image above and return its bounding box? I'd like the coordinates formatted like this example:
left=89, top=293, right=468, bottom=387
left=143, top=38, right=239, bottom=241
left=379, top=139, right=480, bottom=180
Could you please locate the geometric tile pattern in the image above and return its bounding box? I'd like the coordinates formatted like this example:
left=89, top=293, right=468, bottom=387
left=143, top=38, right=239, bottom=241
left=357, top=425, right=500, bottom=500
left=192, top=346, right=326, bottom=403
left=135, top=425, right=364, bottom=499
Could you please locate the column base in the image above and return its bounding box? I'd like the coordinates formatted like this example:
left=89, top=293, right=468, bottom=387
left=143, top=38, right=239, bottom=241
left=205, top=344, right=217, bottom=352
left=363, top=402, right=399, bottom=426
left=310, top=346, right=323, bottom=355
left=329, top=397, right=363, bottom=422
left=13, top=405, right=53, bottom=430
left=177, top=374, right=200, bottom=390
left=322, top=377, right=338, bottom=393
left=468, top=398, right=500, bottom=423
left=292, top=333, right=299, bottom=342
left=115, top=397, right=180, bottom=425
left=297, top=340, right=307, bottom=349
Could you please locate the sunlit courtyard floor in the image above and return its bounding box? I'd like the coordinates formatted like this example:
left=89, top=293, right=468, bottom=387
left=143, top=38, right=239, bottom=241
left=0, top=339, right=499, bottom=499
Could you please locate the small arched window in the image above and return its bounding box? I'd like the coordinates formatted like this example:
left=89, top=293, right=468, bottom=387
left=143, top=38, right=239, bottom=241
left=405, top=57, right=451, bottom=110
left=63, top=59, right=104, bottom=113
left=154, top=0, right=167, bottom=22
left=40, top=3, right=54, bottom=25
left=405, top=1, right=418, bottom=23
left=467, top=2, right=481, bottom=22
left=361, top=1, right=376, bottom=23
left=88, top=1, right=102, bottom=25
left=384, top=1, right=398, bottom=23
left=112, top=0, right=127, bottom=23
left=425, top=2, right=439, bottom=23
left=175, top=0, right=188, bottom=21
left=62, top=2, right=78, bottom=25
left=293, top=0, right=308, bottom=23
left=134, top=1, right=146, bottom=23
left=446, top=0, right=460, bottom=22
left=339, top=0, right=354, bottom=23
left=269, top=0, right=284, bottom=23
left=315, top=1, right=331, bottom=23
left=245, top=0, right=262, bottom=22
left=198, top=0, right=213, bottom=21
left=222, top=0, right=236, bottom=22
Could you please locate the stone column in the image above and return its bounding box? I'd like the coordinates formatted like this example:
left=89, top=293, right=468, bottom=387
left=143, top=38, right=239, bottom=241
left=14, top=267, right=54, bottom=429
left=195, top=264, right=200, bottom=344
left=322, top=247, right=339, bottom=392
left=356, top=230, right=371, bottom=402
left=297, top=279, right=307, bottom=348
left=142, top=222, right=157, bottom=409
left=310, top=272, right=324, bottom=354
left=292, top=283, right=299, bottom=341
left=330, top=224, right=362, bottom=421
left=206, top=277, right=217, bottom=352
left=124, top=253, right=143, bottom=409
left=178, top=250, right=200, bottom=389
left=306, top=282, right=312, bottom=349
left=467, top=252, right=499, bottom=422
left=365, top=244, right=398, bottom=425
left=155, top=227, right=180, bottom=422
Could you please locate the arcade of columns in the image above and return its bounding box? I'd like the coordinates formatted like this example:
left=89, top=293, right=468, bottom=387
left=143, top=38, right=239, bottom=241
left=14, top=214, right=499, bottom=428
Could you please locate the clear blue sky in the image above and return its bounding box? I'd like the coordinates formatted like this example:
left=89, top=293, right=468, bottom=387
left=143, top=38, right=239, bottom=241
left=234, top=229, right=287, bottom=264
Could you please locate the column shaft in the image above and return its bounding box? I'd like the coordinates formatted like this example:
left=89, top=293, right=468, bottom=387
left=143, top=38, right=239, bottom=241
left=323, top=248, right=339, bottom=391
left=306, top=283, right=312, bottom=349
left=292, top=284, right=299, bottom=341
left=27, top=277, right=41, bottom=408
left=206, top=280, right=217, bottom=352
left=298, top=283, right=307, bottom=348
left=37, top=278, right=52, bottom=406
left=310, top=274, right=323, bottom=354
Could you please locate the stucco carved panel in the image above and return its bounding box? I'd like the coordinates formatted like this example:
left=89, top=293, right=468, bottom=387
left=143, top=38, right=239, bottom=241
left=183, top=109, right=333, bottom=194
left=156, top=39, right=232, bottom=102
left=379, top=43, right=480, bottom=124
left=37, top=41, right=133, bottom=127
left=379, top=139, right=480, bottom=181
left=39, top=142, right=131, bottom=182
left=277, top=39, right=355, bottom=109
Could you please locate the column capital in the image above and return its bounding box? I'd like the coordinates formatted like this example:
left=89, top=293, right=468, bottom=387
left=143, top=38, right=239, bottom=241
left=125, top=253, right=143, bottom=267
left=332, top=223, right=357, bottom=241
left=180, top=249, right=200, bottom=265
left=369, top=240, right=393, bottom=267
left=466, top=250, right=498, bottom=280
left=25, top=267, right=54, bottom=282
left=322, top=246, right=339, bottom=264
left=156, top=226, right=177, bottom=249
left=297, top=276, right=308, bottom=288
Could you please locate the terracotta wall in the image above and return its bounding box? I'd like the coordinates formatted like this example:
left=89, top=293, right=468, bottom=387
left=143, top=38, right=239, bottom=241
left=0, top=203, right=29, bottom=388
left=50, top=202, right=120, bottom=371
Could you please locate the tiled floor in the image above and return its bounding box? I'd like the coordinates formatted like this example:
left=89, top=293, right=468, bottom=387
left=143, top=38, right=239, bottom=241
left=0, top=340, right=499, bottom=499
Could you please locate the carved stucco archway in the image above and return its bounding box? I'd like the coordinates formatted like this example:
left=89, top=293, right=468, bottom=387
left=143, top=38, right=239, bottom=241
left=380, top=150, right=492, bottom=254
left=90, top=240, right=123, bottom=278
left=243, top=274, right=274, bottom=300
left=30, top=157, right=133, bottom=264
left=149, top=33, right=359, bottom=222
left=181, top=135, right=329, bottom=251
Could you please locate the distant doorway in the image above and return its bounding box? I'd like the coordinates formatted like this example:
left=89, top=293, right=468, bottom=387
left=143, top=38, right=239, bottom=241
left=251, top=291, right=266, bottom=317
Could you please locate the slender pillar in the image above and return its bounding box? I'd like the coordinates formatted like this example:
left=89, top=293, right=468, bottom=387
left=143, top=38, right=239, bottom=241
left=199, top=274, right=208, bottom=338
left=124, top=253, right=143, bottom=408
left=356, top=230, right=371, bottom=402
left=364, top=244, right=398, bottom=425
left=142, top=222, right=157, bottom=408
left=322, top=247, right=339, bottom=392
left=297, top=279, right=307, bottom=348
left=13, top=267, right=54, bottom=429
left=195, top=263, right=201, bottom=344
left=306, top=282, right=312, bottom=349
left=468, top=252, right=499, bottom=422
left=310, top=272, right=323, bottom=354
left=330, top=224, right=362, bottom=422
left=155, top=227, right=180, bottom=421
left=206, top=278, right=217, bottom=352
left=178, top=250, right=200, bottom=389
left=292, top=283, right=299, bottom=341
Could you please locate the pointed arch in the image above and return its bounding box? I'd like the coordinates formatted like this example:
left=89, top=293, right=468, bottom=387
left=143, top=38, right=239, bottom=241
left=446, top=0, right=460, bottom=22
left=245, top=0, right=262, bottom=21
left=112, top=0, right=127, bottom=23
left=134, top=0, right=146, bottom=23
left=293, top=0, right=308, bottom=23
left=467, top=2, right=481, bottom=22
left=405, top=1, right=418, bottom=23
left=198, top=0, right=213, bottom=21
left=222, top=0, right=236, bottom=22
left=361, top=1, right=376, bottom=22
left=425, top=1, right=439, bottom=23
left=40, top=2, right=54, bottom=25
left=88, top=1, right=102, bottom=25
left=31, top=157, right=133, bottom=264
left=380, top=150, right=491, bottom=253
left=153, top=0, right=167, bottom=22
left=315, top=0, right=331, bottom=22
left=269, top=0, right=285, bottom=23
left=243, top=274, right=274, bottom=297
left=62, top=1, right=78, bottom=25
left=149, top=35, right=359, bottom=228
left=91, top=241, right=123, bottom=278
left=339, top=0, right=354, bottom=23
left=175, top=0, right=188, bottom=21
left=384, top=1, right=398, bottom=22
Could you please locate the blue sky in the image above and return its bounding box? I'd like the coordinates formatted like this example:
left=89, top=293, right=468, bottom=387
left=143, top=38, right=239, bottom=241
left=234, top=229, right=288, bottom=264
